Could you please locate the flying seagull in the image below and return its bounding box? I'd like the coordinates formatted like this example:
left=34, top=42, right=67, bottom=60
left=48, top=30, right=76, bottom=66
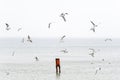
left=27, top=35, right=32, bottom=43
left=17, top=28, right=22, bottom=31
left=60, top=35, right=66, bottom=41
left=60, top=13, right=68, bottom=22
left=35, top=56, right=39, bottom=61
left=90, top=20, right=101, bottom=32
left=95, top=67, right=101, bottom=75
left=60, top=49, right=68, bottom=53
left=105, top=38, right=112, bottom=42
left=48, top=23, right=52, bottom=29
left=5, top=23, right=11, bottom=30
left=89, top=48, right=96, bottom=57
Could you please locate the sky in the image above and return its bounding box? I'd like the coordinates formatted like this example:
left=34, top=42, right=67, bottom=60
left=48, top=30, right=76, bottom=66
left=0, top=0, right=120, bottom=38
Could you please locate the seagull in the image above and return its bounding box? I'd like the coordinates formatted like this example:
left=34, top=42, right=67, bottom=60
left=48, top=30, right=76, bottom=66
left=5, top=23, right=11, bottom=30
left=60, top=13, right=68, bottom=22
left=95, top=67, right=101, bottom=75
left=105, top=38, right=112, bottom=42
left=27, top=35, right=32, bottom=43
left=17, top=28, right=22, bottom=31
left=89, top=48, right=95, bottom=57
left=90, top=20, right=101, bottom=32
left=48, top=23, right=52, bottom=29
left=60, top=49, right=68, bottom=53
left=89, top=53, right=94, bottom=57
left=60, top=35, right=66, bottom=41
left=35, top=56, right=39, bottom=61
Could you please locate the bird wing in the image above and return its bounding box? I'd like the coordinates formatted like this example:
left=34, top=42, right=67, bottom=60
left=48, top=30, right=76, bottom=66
left=48, top=23, right=51, bottom=28
left=61, top=35, right=66, bottom=40
left=18, top=28, right=22, bottom=31
left=28, top=35, right=30, bottom=39
left=60, top=13, right=64, bottom=16
left=62, top=16, right=66, bottom=22
left=90, top=28, right=95, bottom=32
left=30, top=40, right=32, bottom=43
left=93, top=28, right=95, bottom=32
left=90, top=21, right=95, bottom=25
left=105, top=38, right=112, bottom=41
left=65, top=13, right=68, bottom=15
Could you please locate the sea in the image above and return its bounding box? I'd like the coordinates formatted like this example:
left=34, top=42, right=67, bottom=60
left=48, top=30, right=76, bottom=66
left=0, top=38, right=120, bottom=80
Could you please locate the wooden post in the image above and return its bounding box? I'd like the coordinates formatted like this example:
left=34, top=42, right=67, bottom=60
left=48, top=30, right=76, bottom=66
left=55, top=58, right=61, bottom=73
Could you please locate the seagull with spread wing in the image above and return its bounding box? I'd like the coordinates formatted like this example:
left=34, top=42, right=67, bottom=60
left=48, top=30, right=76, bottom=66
left=105, top=38, right=112, bottom=42
left=60, top=13, right=68, bottom=22
left=60, top=49, right=68, bottom=53
left=90, top=20, right=100, bottom=32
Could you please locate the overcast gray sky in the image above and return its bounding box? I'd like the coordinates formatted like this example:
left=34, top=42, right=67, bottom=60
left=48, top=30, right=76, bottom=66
left=0, top=0, right=120, bottom=38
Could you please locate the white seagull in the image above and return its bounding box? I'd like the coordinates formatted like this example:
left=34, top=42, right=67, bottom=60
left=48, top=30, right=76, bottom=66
left=60, top=13, right=68, bottom=22
left=90, top=20, right=100, bottom=32
left=95, top=67, right=101, bottom=75
left=89, top=48, right=96, bottom=57
left=27, top=35, right=32, bottom=43
left=48, top=23, right=52, bottom=29
left=5, top=23, right=11, bottom=31
left=105, top=38, right=112, bottom=42
left=60, top=49, right=68, bottom=53
left=17, top=28, right=22, bottom=31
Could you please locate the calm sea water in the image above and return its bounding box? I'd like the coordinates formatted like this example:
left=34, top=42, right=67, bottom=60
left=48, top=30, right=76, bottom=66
left=0, top=38, right=120, bottom=63
left=0, top=38, right=120, bottom=80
